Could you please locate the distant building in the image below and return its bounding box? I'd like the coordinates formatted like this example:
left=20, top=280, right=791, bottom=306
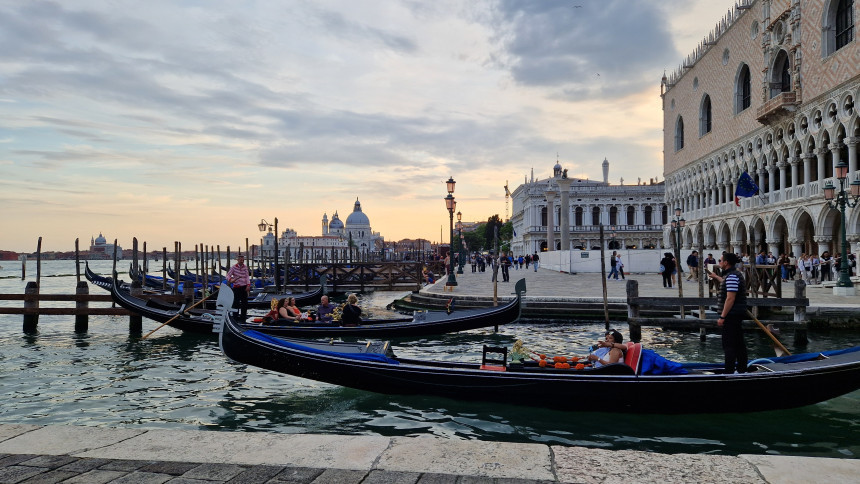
left=510, top=160, right=667, bottom=255
left=89, top=233, right=123, bottom=259
left=261, top=198, right=383, bottom=260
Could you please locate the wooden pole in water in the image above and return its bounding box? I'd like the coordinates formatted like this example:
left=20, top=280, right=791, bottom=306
left=36, top=236, right=42, bottom=290
left=143, top=241, right=147, bottom=277
left=75, top=238, right=81, bottom=285
left=599, top=225, right=609, bottom=331
left=75, top=278, right=89, bottom=332
left=174, top=241, right=180, bottom=295
left=23, top=237, right=41, bottom=331
left=162, top=247, right=168, bottom=291
left=698, top=229, right=706, bottom=341
left=21, top=255, right=26, bottom=280
left=132, top=238, right=138, bottom=279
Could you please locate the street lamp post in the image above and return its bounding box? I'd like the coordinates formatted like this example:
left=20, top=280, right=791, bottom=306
left=670, top=208, right=685, bottom=301
left=456, top=211, right=464, bottom=274
left=823, top=160, right=860, bottom=296
left=258, top=218, right=279, bottom=291
left=444, top=177, right=457, bottom=286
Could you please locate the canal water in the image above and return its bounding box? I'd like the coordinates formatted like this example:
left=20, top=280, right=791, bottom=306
left=1, top=260, right=858, bottom=458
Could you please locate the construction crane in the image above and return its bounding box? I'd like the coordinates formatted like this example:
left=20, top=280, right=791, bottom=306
left=504, top=181, right=511, bottom=221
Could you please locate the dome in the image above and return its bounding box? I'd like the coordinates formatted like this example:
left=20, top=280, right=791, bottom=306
left=94, top=233, right=107, bottom=245
left=328, top=211, right=344, bottom=230
left=345, top=198, right=370, bottom=226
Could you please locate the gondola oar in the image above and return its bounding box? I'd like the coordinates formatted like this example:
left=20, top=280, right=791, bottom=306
left=745, top=310, right=791, bottom=356
left=141, top=289, right=219, bottom=339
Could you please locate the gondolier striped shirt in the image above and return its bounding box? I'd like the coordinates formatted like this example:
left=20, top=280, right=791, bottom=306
left=227, top=264, right=250, bottom=287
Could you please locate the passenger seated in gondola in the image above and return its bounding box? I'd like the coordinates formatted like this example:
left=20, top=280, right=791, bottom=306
left=587, top=329, right=625, bottom=368
left=317, top=295, right=335, bottom=323
left=276, top=297, right=304, bottom=323
left=261, top=299, right=280, bottom=324
left=340, top=293, right=362, bottom=326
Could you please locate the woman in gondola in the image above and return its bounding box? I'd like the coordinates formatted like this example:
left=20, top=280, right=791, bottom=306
left=277, top=297, right=302, bottom=322
left=341, top=293, right=362, bottom=326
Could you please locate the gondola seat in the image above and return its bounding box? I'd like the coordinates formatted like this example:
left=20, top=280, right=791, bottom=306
left=481, top=345, right=507, bottom=371
left=624, top=342, right=643, bottom=374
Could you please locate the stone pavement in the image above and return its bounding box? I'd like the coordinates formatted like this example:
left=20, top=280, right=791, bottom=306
left=1, top=424, right=858, bottom=483
left=421, top=266, right=860, bottom=316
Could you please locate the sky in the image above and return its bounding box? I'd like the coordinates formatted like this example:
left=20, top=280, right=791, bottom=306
left=0, top=0, right=739, bottom=252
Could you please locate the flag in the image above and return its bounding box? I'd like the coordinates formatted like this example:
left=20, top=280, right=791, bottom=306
left=734, top=171, right=759, bottom=206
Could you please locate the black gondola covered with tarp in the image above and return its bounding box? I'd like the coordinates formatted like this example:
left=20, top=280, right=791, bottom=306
left=213, top=285, right=860, bottom=414
left=112, top=278, right=524, bottom=338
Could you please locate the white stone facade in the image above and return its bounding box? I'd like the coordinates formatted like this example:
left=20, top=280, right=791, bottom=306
left=662, top=0, right=859, bottom=259
left=510, top=161, right=667, bottom=255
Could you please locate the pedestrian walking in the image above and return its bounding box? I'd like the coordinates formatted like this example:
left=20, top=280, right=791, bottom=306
left=532, top=252, right=540, bottom=271
left=607, top=250, right=619, bottom=280
left=686, top=250, right=699, bottom=281
left=660, top=252, right=675, bottom=288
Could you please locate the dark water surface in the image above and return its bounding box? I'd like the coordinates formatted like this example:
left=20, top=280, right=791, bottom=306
left=1, top=260, right=859, bottom=458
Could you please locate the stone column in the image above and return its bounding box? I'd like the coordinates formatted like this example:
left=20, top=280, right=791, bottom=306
left=758, top=169, right=766, bottom=194
left=830, top=143, right=843, bottom=178
left=814, top=236, right=830, bottom=256
left=556, top=178, right=573, bottom=251
left=778, top=160, right=787, bottom=191
left=817, top=148, right=827, bottom=187
left=768, top=166, right=776, bottom=194
left=789, top=157, right=799, bottom=187
left=846, top=137, right=858, bottom=176
left=802, top=154, right=813, bottom=186
left=789, top=238, right=803, bottom=258
left=545, top=190, right=556, bottom=251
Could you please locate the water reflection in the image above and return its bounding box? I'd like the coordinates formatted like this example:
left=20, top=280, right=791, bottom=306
left=1, top=261, right=860, bottom=458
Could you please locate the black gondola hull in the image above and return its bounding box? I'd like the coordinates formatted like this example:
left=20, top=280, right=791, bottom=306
left=218, top=310, right=860, bottom=414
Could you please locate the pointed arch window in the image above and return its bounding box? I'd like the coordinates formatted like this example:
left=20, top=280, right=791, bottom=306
left=735, top=64, right=751, bottom=114
left=825, top=0, right=855, bottom=55
left=699, top=94, right=712, bottom=136
left=769, top=51, right=792, bottom=98
left=675, top=116, right=685, bottom=151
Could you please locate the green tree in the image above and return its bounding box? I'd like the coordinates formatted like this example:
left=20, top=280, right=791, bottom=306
left=484, top=215, right=504, bottom=251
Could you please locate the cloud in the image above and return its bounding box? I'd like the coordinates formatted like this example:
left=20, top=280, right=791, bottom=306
left=488, top=0, right=679, bottom=99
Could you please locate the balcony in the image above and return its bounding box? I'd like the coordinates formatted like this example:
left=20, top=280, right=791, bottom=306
left=756, top=91, right=798, bottom=125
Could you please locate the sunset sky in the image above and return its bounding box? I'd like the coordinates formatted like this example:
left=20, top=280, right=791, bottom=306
left=0, top=0, right=739, bottom=252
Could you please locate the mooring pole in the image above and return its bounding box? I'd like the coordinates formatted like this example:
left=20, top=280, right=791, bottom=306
left=75, top=280, right=89, bottom=332
left=599, top=225, right=609, bottom=331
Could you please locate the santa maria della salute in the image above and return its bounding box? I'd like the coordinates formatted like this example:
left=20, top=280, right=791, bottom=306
left=261, top=198, right=382, bottom=260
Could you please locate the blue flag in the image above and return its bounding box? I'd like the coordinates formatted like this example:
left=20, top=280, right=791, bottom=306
left=734, top=171, right=759, bottom=206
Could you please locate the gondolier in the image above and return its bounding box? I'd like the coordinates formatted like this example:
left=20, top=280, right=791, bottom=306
left=708, top=252, right=748, bottom=374
left=227, top=255, right=251, bottom=320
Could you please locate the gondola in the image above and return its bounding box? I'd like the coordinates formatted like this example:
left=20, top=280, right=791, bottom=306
left=213, top=286, right=860, bottom=413
left=84, top=261, right=115, bottom=291
left=111, top=277, right=523, bottom=337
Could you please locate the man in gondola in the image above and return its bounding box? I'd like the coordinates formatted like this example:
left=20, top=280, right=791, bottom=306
left=707, top=252, right=748, bottom=374
left=226, top=255, right=251, bottom=320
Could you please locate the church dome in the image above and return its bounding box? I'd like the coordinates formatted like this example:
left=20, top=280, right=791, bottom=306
left=345, top=198, right=370, bottom=226
left=329, top=212, right=344, bottom=230
left=94, top=233, right=107, bottom=245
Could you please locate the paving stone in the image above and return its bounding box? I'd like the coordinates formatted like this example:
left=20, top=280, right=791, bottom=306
left=225, top=465, right=285, bottom=483
left=458, top=477, right=495, bottom=484
left=19, top=455, right=79, bottom=469
left=0, top=454, right=40, bottom=466
left=181, top=462, right=245, bottom=481
left=17, top=469, right=78, bottom=483
left=415, top=473, right=459, bottom=484
left=63, top=469, right=128, bottom=484
left=361, top=469, right=421, bottom=484
left=161, top=478, right=212, bottom=484
left=272, top=466, right=324, bottom=483
left=0, top=465, right=48, bottom=484
left=58, top=458, right=115, bottom=473
left=139, top=461, right=199, bottom=475
left=99, top=459, right=154, bottom=472
left=109, top=471, right=173, bottom=484
left=309, top=468, right=368, bottom=483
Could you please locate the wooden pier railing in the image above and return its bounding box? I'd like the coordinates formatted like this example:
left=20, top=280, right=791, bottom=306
left=626, top=279, right=809, bottom=345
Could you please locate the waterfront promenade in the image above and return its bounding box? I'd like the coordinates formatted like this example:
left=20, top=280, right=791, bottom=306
left=1, top=423, right=858, bottom=483
left=420, top=265, right=860, bottom=320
